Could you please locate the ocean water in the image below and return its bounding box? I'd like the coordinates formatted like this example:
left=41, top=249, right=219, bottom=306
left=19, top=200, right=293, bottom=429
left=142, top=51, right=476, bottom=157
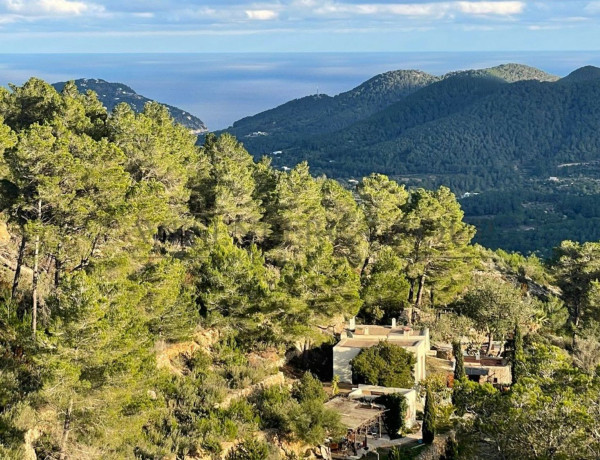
left=1, top=52, right=600, bottom=130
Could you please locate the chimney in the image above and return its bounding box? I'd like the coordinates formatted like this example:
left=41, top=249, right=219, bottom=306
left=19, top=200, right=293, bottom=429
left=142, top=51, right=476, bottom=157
left=349, top=317, right=356, bottom=331
left=391, top=318, right=397, bottom=329
left=363, top=327, right=369, bottom=335
left=475, top=351, right=481, bottom=361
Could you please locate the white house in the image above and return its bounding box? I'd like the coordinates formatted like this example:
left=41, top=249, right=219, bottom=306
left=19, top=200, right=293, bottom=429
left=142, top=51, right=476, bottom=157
left=333, top=318, right=429, bottom=385
left=348, top=384, right=418, bottom=428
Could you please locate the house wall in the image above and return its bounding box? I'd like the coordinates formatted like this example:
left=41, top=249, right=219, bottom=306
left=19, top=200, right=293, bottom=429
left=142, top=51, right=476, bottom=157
left=349, top=385, right=418, bottom=428
left=334, top=341, right=427, bottom=385
left=403, top=389, right=418, bottom=428
left=483, top=365, right=512, bottom=385
left=412, top=342, right=427, bottom=383
left=333, top=346, right=362, bottom=383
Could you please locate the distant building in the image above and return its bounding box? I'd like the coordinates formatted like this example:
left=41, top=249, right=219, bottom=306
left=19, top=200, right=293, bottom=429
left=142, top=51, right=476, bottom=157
left=463, top=355, right=512, bottom=386
left=333, top=318, right=429, bottom=385
left=348, top=384, right=418, bottom=428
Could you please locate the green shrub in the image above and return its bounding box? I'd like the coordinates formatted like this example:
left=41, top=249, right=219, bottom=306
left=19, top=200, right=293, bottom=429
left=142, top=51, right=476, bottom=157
left=375, top=393, right=407, bottom=439
left=226, top=438, right=270, bottom=460
left=350, top=341, right=416, bottom=388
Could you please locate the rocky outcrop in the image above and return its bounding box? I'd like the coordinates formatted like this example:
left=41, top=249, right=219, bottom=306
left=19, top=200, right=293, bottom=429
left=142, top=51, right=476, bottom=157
left=216, top=371, right=285, bottom=409
left=155, top=328, right=220, bottom=375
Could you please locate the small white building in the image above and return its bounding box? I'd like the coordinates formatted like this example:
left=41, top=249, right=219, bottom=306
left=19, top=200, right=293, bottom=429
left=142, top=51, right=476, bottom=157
left=333, top=319, right=429, bottom=385
left=348, top=384, right=418, bottom=428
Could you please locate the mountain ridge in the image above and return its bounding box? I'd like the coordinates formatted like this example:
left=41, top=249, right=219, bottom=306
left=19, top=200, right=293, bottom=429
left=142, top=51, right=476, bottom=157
left=219, top=63, right=559, bottom=155
left=52, top=78, right=208, bottom=134
left=218, top=64, right=600, bottom=254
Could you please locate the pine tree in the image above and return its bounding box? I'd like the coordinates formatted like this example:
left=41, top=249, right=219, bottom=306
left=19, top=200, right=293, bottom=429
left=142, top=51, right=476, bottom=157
left=361, top=246, right=410, bottom=323
left=193, top=134, right=266, bottom=243
left=422, top=387, right=435, bottom=444
left=321, top=178, right=368, bottom=268
left=395, top=187, right=475, bottom=315
left=357, top=173, right=408, bottom=275
left=267, top=162, right=327, bottom=265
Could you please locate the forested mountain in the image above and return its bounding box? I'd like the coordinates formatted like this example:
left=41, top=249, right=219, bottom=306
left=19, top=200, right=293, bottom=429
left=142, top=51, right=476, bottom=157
left=303, top=76, right=600, bottom=185
left=223, top=69, right=439, bottom=154
left=52, top=78, right=208, bottom=134
left=219, top=64, right=600, bottom=254
left=1, top=78, right=600, bottom=459
left=560, top=65, right=600, bottom=83
left=220, top=63, right=557, bottom=156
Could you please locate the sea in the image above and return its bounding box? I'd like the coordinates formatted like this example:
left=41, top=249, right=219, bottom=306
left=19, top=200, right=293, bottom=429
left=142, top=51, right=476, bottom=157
left=1, top=51, right=600, bottom=131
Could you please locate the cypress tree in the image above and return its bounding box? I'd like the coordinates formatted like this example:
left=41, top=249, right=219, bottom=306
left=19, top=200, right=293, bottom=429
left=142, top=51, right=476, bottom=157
left=453, top=340, right=465, bottom=381
left=422, top=387, right=435, bottom=444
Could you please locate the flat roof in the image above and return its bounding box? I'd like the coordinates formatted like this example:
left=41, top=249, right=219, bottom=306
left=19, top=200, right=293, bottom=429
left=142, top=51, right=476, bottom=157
left=335, top=337, right=422, bottom=349
left=353, top=325, right=424, bottom=338
left=324, top=397, right=384, bottom=431
left=351, top=385, right=414, bottom=397
left=464, top=356, right=508, bottom=367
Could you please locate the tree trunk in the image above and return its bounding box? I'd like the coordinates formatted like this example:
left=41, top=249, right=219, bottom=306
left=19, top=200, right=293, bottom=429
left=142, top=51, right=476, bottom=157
left=487, top=331, right=494, bottom=355
left=415, top=273, right=426, bottom=308
left=11, top=234, right=26, bottom=300
left=406, top=306, right=413, bottom=326
left=572, top=302, right=581, bottom=349
left=59, top=398, right=73, bottom=460
left=360, top=255, right=370, bottom=278
left=408, top=279, right=415, bottom=303
left=573, top=302, right=581, bottom=328
left=54, top=247, right=61, bottom=288
left=497, top=338, right=505, bottom=357
left=32, top=199, right=41, bottom=339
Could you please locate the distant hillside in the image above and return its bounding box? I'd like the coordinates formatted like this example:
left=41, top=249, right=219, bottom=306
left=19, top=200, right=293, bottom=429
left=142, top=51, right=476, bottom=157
left=53, top=79, right=207, bottom=134
left=447, top=63, right=559, bottom=83
left=221, top=63, right=558, bottom=156
left=220, top=69, right=439, bottom=153
left=219, top=64, right=600, bottom=254
left=299, top=73, right=600, bottom=191
left=561, top=65, right=600, bottom=83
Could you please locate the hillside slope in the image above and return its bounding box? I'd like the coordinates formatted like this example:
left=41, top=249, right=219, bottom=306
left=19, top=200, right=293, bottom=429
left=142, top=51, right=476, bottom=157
left=302, top=77, right=600, bottom=190
left=220, top=64, right=600, bottom=254
left=220, top=69, right=439, bottom=153
left=220, top=63, right=557, bottom=157
left=53, top=78, right=207, bottom=134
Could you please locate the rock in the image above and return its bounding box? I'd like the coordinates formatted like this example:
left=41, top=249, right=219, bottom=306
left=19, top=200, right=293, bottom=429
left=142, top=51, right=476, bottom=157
left=0, top=220, right=10, bottom=246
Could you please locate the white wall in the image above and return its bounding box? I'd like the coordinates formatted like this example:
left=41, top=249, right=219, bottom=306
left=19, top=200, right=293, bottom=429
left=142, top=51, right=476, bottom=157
left=333, top=346, right=362, bottom=383
left=334, top=343, right=427, bottom=385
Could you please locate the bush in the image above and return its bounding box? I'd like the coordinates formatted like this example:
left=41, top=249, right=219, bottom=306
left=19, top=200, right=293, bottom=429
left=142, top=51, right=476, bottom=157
left=350, top=341, right=416, bottom=388
left=252, top=381, right=344, bottom=444
left=375, top=393, right=408, bottom=439
left=291, top=372, right=327, bottom=403
left=252, top=385, right=297, bottom=434
left=226, top=439, right=270, bottom=460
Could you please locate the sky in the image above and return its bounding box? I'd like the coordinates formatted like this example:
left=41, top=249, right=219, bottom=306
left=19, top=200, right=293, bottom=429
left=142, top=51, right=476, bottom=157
left=0, top=0, right=599, bottom=53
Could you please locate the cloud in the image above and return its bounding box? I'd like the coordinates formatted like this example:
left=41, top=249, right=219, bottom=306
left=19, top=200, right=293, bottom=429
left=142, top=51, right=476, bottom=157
left=3, top=0, right=103, bottom=16
left=132, top=12, right=154, bottom=18
left=245, top=9, right=278, bottom=20
left=312, top=1, right=524, bottom=18
left=314, top=2, right=444, bottom=17
left=585, top=1, right=600, bottom=13
left=457, top=1, right=524, bottom=15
